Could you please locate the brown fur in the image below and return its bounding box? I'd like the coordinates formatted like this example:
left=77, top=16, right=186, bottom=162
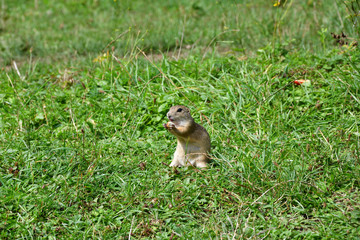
left=163, top=105, right=211, bottom=168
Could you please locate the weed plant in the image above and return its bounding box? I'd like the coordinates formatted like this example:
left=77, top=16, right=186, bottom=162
left=342, top=0, right=360, bottom=36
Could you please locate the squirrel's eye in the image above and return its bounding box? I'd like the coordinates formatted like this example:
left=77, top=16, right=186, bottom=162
left=177, top=108, right=183, bottom=112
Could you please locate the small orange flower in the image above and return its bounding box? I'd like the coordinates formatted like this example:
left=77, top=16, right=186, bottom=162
left=294, top=79, right=311, bottom=86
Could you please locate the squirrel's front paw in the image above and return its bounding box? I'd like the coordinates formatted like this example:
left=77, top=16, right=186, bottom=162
left=164, top=122, right=175, bottom=130
left=169, top=161, right=180, bottom=167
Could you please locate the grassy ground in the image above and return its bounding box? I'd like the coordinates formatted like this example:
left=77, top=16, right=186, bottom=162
left=0, top=0, right=351, bottom=65
left=1, top=0, right=360, bottom=239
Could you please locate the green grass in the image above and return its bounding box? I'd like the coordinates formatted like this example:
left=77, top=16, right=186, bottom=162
left=0, top=0, right=353, bottom=65
left=1, top=0, right=360, bottom=239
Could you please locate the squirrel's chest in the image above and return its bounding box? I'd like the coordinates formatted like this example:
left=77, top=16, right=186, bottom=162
left=177, top=139, right=201, bottom=153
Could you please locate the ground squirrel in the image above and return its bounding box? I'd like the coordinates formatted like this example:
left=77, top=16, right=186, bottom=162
left=163, top=105, right=211, bottom=168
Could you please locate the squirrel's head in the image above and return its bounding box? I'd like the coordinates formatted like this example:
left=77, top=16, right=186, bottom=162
left=167, top=105, right=193, bottom=124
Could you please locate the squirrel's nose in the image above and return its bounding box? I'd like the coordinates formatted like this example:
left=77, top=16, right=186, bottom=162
left=167, top=114, right=174, bottom=121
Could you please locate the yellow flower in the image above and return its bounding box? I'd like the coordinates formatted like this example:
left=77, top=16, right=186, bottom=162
left=93, top=51, right=110, bottom=63
left=273, top=0, right=281, bottom=7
